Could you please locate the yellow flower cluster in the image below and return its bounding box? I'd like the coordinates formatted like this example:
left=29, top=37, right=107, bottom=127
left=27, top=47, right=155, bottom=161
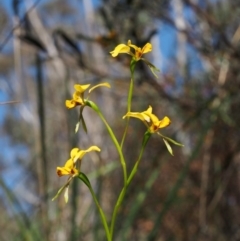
left=54, top=39, right=181, bottom=204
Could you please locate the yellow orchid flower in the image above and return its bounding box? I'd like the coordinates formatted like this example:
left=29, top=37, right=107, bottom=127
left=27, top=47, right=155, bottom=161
left=53, top=146, right=101, bottom=203
left=127, top=40, right=152, bottom=61
left=55, top=157, right=78, bottom=203
left=123, top=106, right=183, bottom=155
left=110, top=40, right=152, bottom=61
left=110, top=40, right=159, bottom=77
left=65, top=82, right=111, bottom=109
left=56, top=146, right=100, bottom=176
left=57, top=158, right=79, bottom=177
left=123, top=106, right=170, bottom=133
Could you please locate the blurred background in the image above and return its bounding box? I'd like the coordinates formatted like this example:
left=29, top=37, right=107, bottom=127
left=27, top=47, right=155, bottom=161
left=1, top=0, right=240, bottom=240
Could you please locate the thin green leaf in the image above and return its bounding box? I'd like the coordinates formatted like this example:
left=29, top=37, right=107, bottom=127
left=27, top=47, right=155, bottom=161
left=75, top=106, right=88, bottom=133
left=75, top=121, right=80, bottom=133
left=163, top=138, right=174, bottom=156
left=81, top=116, right=88, bottom=133
left=142, top=58, right=160, bottom=78
left=52, top=181, right=69, bottom=201
left=86, top=100, right=100, bottom=112
left=78, top=172, right=91, bottom=188
left=158, top=133, right=184, bottom=146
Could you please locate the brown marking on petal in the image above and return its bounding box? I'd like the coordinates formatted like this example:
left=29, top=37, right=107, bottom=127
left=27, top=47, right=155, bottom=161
left=74, top=101, right=83, bottom=107
left=153, top=125, right=158, bottom=131
left=71, top=169, right=75, bottom=175
left=135, top=49, right=142, bottom=60
left=57, top=170, right=63, bottom=176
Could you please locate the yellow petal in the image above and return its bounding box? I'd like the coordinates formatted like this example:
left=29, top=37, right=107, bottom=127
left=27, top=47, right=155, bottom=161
left=159, top=116, right=171, bottom=128
left=72, top=148, right=81, bottom=163
left=143, top=106, right=161, bottom=124
left=57, top=158, right=79, bottom=176
left=76, top=146, right=101, bottom=160
left=142, top=43, right=152, bottom=54
left=127, top=40, right=138, bottom=50
left=73, top=91, right=82, bottom=100
left=110, top=44, right=131, bottom=57
left=65, top=99, right=77, bottom=109
left=64, top=158, right=74, bottom=169
left=74, top=84, right=91, bottom=93
left=143, top=106, right=152, bottom=115
left=70, top=148, right=79, bottom=159
left=89, top=82, right=111, bottom=93
left=128, top=40, right=152, bottom=54
left=148, top=113, right=159, bottom=124
left=123, top=112, right=150, bottom=122
left=147, top=105, right=152, bottom=112
left=86, top=145, right=101, bottom=152
left=56, top=166, right=71, bottom=176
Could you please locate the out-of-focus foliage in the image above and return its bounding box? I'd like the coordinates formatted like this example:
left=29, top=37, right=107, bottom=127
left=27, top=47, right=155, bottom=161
left=1, top=0, right=240, bottom=240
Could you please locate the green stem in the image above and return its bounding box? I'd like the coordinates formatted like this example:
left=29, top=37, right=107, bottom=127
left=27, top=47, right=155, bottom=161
left=110, top=132, right=151, bottom=239
left=121, top=59, right=136, bottom=148
left=127, top=132, right=151, bottom=185
left=127, top=77, right=134, bottom=112
left=120, top=78, right=133, bottom=149
left=109, top=186, right=127, bottom=240
left=78, top=174, right=111, bottom=241
left=87, top=101, right=127, bottom=185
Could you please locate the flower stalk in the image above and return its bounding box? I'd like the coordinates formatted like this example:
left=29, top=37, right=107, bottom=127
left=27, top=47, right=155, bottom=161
left=53, top=39, right=183, bottom=241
